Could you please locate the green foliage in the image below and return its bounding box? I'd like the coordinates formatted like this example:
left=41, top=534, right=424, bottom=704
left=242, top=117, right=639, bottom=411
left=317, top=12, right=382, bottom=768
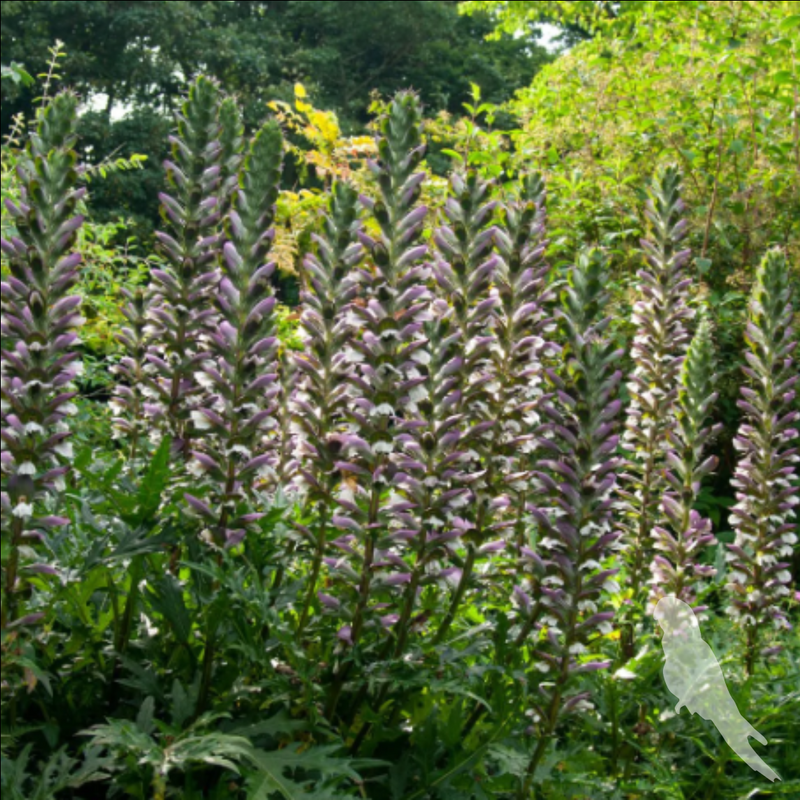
left=460, top=0, right=650, bottom=42
left=83, top=704, right=252, bottom=799
left=1, top=1, right=552, bottom=237
left=1, top=744, right=112, bottom=800
left=508, top=1, right=799, bottom=273
left=0, top=63, right=34, bottom=88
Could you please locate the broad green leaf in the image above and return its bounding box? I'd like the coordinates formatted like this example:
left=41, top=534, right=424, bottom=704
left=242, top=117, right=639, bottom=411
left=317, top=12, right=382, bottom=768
left=147, top=575, right=192, bottom=645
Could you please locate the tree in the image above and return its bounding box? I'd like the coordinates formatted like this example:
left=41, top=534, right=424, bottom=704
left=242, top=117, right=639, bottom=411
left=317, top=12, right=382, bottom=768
left=1, top=1, right=551, bottom=234
left=459, top=0, right=651, bottom=44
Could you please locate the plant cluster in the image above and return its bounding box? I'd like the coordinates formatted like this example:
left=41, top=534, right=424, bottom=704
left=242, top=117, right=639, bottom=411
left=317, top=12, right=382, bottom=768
left=1, top=77, right=798, bottom=800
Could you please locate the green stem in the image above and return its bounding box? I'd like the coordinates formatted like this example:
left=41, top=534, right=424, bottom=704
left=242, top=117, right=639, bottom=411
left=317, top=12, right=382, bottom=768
left=432, top=545, right=477, bottom=646
left=297, top=514, right=329, bottom=633
left=325, top=486, right=380, bottom=721
left=2, top=518, right=23, bottom=631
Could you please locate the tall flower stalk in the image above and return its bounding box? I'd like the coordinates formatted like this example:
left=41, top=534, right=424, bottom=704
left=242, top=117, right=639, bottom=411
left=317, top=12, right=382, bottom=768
left=323, top=92, right=431, bottom=720
left=0, top=92, right=84, bottom=629
left=521, top=249, right=624, bottom=797
left=649, top=315, right=720, bottom=609
left=726, top=249, right=798, bottom=675
left=346, top=298, right=476, bottom=750
left=110, top=287, right=150, bottom=463
left=292, top=180, right=364, bottom=632
left=619, top=165, right=694, bottom=652
left=185, top=121, right=285, bottom=551
left=432, top=174, right=554, bottom=645
left=432, top=169, right=498, bottom=407
left=143, top=76, right=229, bottom=457
left=428, top=169, right=500, bottom=643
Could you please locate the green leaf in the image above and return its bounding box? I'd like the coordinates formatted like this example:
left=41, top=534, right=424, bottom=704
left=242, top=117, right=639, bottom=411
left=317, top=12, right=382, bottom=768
left=401, top=715, right=512, bottom=800
left=1, top=63, right=34, bottom=87
left=136, top=697, right=156, bottom=737
left=122, top=436, right=172, bottom=525
left=440, top=149, right=465, bottom=164
left=229, top=713, right=308, bottom=741
left=147, top=575, right=192, bottom=645
left=773, top=70, right=795, bottom=86
left=170, top=679, right=196, bottom=730
left=696, top=258, right=712, bottom=275
left=728, top=139, right=746, bottom=155
left=779, top=15, right=800, bottom=31
left=244, top=745, right=359, bottom=800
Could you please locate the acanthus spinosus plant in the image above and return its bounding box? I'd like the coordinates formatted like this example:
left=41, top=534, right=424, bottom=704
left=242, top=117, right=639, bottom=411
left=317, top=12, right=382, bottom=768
left=434, top=175, right=556, bottom=645
left=216, top=95, right=246, bottom=220
left=0, top=92, right=84, bottom=629
left=142, top=76, right=229, bottom=458
left=185, top=120, right=285, bottom=552
left=429, top=168, right=501, bottom=642
left=110, top=287, right=150, bottom=463
left=649, top=314, right=721, bottom=610
left=619, top=165, right=694, bottom=635
left=522, top=248, right=624, bottom=796
left=323, top=91, right=432, bottom=720
left=726, top=248, right=799, bottom=674
left=344, top=296, right=478, bottom=751
left=437, top=175, right=555, bottom=645
left=385, top=296, right=473, bottom=657
left=492, top=173, right=558, bottom=597
left=291, top=179, right=364, bottom=633
left=432, top=169, right=498, bottom=413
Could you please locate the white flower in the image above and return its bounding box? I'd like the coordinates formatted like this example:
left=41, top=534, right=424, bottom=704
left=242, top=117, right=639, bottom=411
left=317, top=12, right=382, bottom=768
left=411, top=350, right=431, bottom=366
left=191, top=410, right=212, bottom=430
left=228, top=445, right=252, bottom=459
left=54, top=442, right=74, bottom=459
left=13, top=502, right=35, bottom=519
left=409, top=385, right=428, bottom=404
left=598, top=621, right=614, bottom=635
left=194, top=371, right=216, bottom=390
left=343, top=348, right=365, bottom=364
left=18, top=462, right=36, bottom=476
left=187, top=459, right=207, bottom=478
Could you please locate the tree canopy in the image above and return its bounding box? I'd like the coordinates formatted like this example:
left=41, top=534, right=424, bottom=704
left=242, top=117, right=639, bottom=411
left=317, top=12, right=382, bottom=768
left=1, top=1, right=551, bottom=234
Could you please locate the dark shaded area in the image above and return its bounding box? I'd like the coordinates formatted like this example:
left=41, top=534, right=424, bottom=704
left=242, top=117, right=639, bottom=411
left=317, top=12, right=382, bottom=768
left=1, top=0, right=552, bottom=238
